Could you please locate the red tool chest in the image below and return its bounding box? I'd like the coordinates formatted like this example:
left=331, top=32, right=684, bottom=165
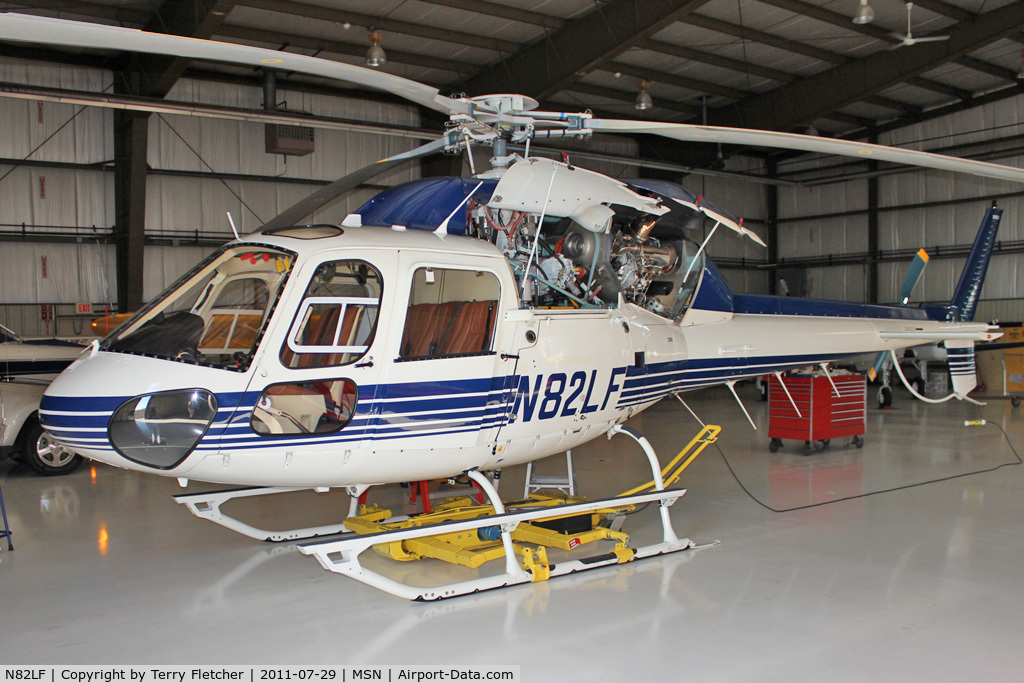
left=768, top=374, right=866, bottom=453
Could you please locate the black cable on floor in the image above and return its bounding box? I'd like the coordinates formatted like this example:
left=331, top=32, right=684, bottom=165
left=717, top=421, right=1023, bottom=513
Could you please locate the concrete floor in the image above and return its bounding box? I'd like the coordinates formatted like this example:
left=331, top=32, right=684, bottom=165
left=2, top=383, right=1023, bottom=681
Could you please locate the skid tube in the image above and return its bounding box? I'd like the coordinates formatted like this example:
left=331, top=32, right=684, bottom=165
left=298, top=485, right=696, bottom=600
left=173, top=486, right=358, bottom=542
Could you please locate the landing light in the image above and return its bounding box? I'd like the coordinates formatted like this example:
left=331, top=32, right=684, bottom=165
left=108, top=389, right=218, bottom=470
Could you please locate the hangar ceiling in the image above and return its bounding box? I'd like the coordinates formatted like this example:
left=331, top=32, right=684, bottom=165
left=1, top=0, right=1022, bottom=172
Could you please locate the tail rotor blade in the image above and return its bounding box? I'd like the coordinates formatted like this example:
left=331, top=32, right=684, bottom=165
left=260, top=136, right=448, bottom=230
left=899, top=249, right=930, bottom=305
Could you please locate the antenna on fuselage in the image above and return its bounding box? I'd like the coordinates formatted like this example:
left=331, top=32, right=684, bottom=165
left=226, top=212, right=240, bottom=239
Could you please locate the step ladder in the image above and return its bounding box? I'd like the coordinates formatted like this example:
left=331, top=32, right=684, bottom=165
left=0, top=482, right=12, bottom=551
left=523, top=450, right=576, bottom=498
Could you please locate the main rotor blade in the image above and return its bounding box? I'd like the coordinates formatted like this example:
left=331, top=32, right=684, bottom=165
left=0, top=13, right=471, bottom=117
left=589, top=119, right=1024, bottom=184
left=260, top=136, right=448, bottom=230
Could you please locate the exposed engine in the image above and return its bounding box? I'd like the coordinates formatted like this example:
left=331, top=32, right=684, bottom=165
left=466, top=197, right=706, bottom=320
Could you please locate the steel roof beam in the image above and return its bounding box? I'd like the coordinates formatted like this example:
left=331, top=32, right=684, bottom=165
left=460, top=0, right=714, bottom=100
left=215, top=24, right=475, bottom=75
left=956, top=56, right=1020, bottom=83
left=563, top=82, right=701, bottom=116
left=136, top=0, right=239, bottom=97
left=710, top=2, right=1024, bottom=132
left=685, top=13, right=844, bottom=65
left=417, top=0, right=565, bottom=31
left=239, top=0, right=519, bottom=54
left=754, top=0, right=991, bottom=101
left=645, top=39, right=794, bottom=83
left=8, top=0, right=151, bottom=24
left=605, top=60, right=749, bottom=100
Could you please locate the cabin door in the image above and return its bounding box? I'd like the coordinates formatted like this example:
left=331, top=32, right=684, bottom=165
left=373, top=257, right=511, bottom=466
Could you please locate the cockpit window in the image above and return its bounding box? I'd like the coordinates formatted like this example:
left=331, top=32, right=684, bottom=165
left=280, top=260, right=382, bottom=368
left=105, top=246, right=293, bottom=370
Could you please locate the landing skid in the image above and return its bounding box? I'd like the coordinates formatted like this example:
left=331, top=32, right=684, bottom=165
left=173, top=425, right=722, bottom=599
left=298, top=425, right=721, bottom=600
left=173, top=486, right=355, bottom=542
left=298, top=484, right=704, bottom=601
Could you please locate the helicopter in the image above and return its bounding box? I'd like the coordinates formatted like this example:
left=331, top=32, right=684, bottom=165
left=0, top=13, right=1016, bottom=599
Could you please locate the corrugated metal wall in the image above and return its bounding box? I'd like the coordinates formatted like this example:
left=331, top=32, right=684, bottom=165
left=0, top=57, right=421, bottom=325
left=776, top=94, right=1024, bottom=314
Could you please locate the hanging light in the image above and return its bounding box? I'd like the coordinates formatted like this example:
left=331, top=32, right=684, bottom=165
left=635, top=79, right=653, bottom=111
left=366, top=29, right=386, bottom=67
left=852, top=0, right=874, bottom=24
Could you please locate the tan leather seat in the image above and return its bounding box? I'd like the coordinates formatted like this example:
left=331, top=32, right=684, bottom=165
left=438, top=300, right=497, bottom=355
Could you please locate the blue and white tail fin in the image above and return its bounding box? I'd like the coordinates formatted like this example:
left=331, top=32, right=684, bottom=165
left=945, top=203, right=1002, bottom=323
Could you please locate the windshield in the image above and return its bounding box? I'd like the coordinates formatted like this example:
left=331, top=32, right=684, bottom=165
left=105, top=245, right=294, bottom=370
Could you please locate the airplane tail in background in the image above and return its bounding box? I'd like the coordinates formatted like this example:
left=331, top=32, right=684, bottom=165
left=940, top=203, right=1003, bottom=322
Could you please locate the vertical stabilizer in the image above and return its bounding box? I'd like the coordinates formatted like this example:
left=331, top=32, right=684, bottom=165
left=945, top=340, right=978, bottom=398
left=947, top=204, right=1002, bottom=322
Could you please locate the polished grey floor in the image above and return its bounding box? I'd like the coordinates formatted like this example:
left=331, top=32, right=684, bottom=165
left=2, top=384, right=1023, bottom=681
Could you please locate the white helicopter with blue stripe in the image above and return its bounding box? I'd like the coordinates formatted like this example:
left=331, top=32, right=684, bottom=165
left=4, top=13, right=1016, bottom=598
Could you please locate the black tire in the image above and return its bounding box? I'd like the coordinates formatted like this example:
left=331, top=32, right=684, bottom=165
left=853, top=435, right=864, bottom=449
left=910, top=376, right=925, bottom=395
left=769, top=438, right=780, bottom=453
left=1013, top=396, right=1021, bottom=408
left=19, top=419, right=83, bottom=476
left=878, top=385, right=892, bottom=409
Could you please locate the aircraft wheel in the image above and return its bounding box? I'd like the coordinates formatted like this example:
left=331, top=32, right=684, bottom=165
left=910, top=376, right=925, bottom=394
left=20, top=420, right=83, bottom=476
left=878, top=385, right=892, bottom=409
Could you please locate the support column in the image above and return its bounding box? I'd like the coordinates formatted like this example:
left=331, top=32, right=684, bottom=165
left=766, top=158, right=779, bottom=295
left=867, top=132, right=879, bottom=303
left=113, top=108, right=149, bottom=312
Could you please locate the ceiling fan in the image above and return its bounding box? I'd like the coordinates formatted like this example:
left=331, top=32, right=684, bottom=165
left=891, top=2, right=950, bottom=48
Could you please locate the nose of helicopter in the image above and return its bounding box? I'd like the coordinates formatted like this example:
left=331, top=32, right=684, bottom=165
left=38, top=351, right=236, bottom=472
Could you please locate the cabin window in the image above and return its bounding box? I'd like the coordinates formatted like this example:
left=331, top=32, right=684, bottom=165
left=250, top=378, right=357, bottom=436
left=281, top=260, right=382, bottom=368
left=197, top=278, right=269, bottom=356
left=398, top=267, right=499, bottom=359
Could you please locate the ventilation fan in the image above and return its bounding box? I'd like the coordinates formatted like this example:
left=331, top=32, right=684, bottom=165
left=891, top=2, right=950, bottom=48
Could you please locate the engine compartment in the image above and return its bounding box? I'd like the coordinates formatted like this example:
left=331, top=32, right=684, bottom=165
left=465, top=194, right=706, bottom=320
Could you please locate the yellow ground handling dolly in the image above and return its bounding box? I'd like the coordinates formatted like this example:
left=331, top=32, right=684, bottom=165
left=299, top=424, right=721, bottom=600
